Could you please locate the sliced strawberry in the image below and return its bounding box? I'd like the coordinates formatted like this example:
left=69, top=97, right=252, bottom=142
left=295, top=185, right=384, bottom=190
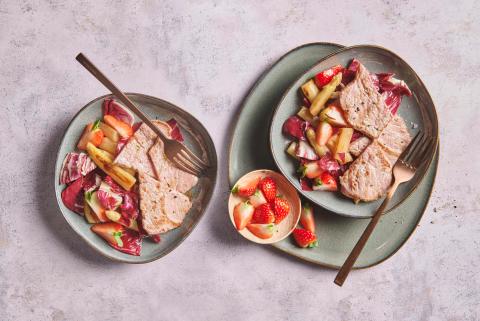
left=247, top=223, right=275, bottom=239
left=312, top=172, right=338, bottom=191
left=315, top=121, right=333, bottom=146
left=272, top=197, right=290, bottom=223
left=252, top=203, right=275, bottom=224
left=233, top=201, right=254, bottom=230
left=103, top=115, right=133, bottom=138
left=292, top=228, right=318, bottom=248
left=91, top=222, right=141, bottom=256
left=249, top=189, right=267, bottom=207
left=258, top=177, right=277, bottom=202
left=298, top=161, right=323, bottom=179
left=314, top=65, right=344, bottom=88
left=300, top=203, right=315, bottom=233
left=320, top=105, right=348, bottom=127
left=232, top=177, right=260, bottom=198
left=77, top=121, right=105, bottom=150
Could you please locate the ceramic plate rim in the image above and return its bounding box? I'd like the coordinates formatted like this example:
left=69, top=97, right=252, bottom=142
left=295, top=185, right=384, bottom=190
left=54, top=93, right=218, bottom=263
left=269, top=44, right=439, bottom=218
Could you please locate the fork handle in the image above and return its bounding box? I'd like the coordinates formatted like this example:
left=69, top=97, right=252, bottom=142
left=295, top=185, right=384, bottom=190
left=334, top=182, right=399, bottom=286
left=75, top=53, right=170, bottom=142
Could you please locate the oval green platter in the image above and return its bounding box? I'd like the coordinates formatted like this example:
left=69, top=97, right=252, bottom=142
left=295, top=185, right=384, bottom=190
left=228, top=43, right=438, bottom=268
left=55, top=93, right=217, bottom=263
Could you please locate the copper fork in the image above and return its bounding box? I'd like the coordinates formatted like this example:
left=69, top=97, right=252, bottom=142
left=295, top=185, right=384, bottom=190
left=76, top=53, right=209, bottom=176
left=334, top=131, right=433, bottom=286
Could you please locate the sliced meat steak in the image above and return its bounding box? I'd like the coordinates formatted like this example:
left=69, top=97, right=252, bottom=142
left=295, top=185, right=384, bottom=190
left=138, top=172, right=192, bottom=235
left=148, top=140, right=198, bottom=194
left=340, top=141, right=396, bottom=202
left=377, top=115, right=411, bottom=156
left=339, top=63, right=392, bottom=138
left=340, top=116, right=411, bottom=202
left=349, top=136, right=371, bottom=157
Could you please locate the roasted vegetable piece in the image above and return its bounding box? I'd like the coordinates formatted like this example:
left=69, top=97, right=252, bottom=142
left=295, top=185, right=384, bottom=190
left=99, top=122, right=120, bottom=142
left=86, top=142, right=136, bottom=191
left=98, top=136, right=118, bottom=155
left=306, top=128, right=329, bottom=157
left=309, top=72, right=342, bottom=116
left=326, top=134, right=339, bottom=154
left=77, top=120, right=104, bottom=150
left=297, top=106, right=315, bottom=122
left=286, top=141, right=299, bottom=159
left=334, top=128, right=354, bottom=164
left=84, top=202, right=100, bottom=224
left=301, top=79, right=320, bottom=102
left=85, top=191, right=109, bottom=222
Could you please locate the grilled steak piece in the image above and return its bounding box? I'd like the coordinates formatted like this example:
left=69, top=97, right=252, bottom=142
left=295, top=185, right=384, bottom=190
left=340, top=116, right=411, bottom=202
left=148, top=140, right=198, bottom=194
left=339, top=63, right=392, bottom=138
left=349, top=136, right=371, bottom=157
left=138, top=172, right=192, bottom=235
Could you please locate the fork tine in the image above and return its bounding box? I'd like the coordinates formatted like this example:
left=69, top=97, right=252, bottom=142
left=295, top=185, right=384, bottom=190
left=180, top=147, right=209, bottom=169
left=173, top=156, right=200, bottom=176
left=179, top=149, right=205, bottom=171
left=178, top=153, right=204, bottom=174
left=403, top=131, right=424, bottom=165
left=412, top=136, right=433, bottom=168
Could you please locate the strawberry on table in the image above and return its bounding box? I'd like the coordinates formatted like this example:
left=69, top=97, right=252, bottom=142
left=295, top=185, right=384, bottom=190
left=91, top=222, right=142, bottom=256
left=312, top=172, right=338, bottom=191
left=292, top=228, right=318, bottom=248
left=272, top=197, right=290, bottom=224
left=258, top=177, right=277, bottom=202
left=252, top=203, right=275, bottom=224
left=233, top=201, right=254, bottom=230
left=300, top=203, right=315, bottom=233
left=232, top=177, right=260, bottom=198
left=249, top=189, right=267, bottom=207
left=247, top=223, right=275, bottom=239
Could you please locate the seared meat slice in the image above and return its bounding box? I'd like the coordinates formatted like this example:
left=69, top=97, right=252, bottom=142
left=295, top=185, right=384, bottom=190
left=339, top=63, right=392, bottom=138
left=349, top=136, right=371, bottom=157
left=148, top=139, right=198, bottom=194
left=340, top=141, right=396, bottom=202
left=138, top=172, right=192, bottom=235
left=340, top=115, right=412, bottom=202
left=377, top=115, right=411, bottom=156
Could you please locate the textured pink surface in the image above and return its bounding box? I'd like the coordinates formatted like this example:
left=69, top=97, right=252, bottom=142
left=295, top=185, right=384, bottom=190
left=0, top=1, right=478, bottom=320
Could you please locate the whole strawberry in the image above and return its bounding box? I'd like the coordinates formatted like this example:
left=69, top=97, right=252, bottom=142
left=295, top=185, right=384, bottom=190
left=292, top=228, right=318, bottom=248
left=258, top=177, right=276, bottom=202
left=232, top=177, right=260, bottom=198
left=252, top=203, right=275, bottom=224
left=272, top=197, right=290, bottom=223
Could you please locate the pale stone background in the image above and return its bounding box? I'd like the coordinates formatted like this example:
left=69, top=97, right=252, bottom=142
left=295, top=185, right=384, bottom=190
left=1, top=1, right=479, bottom=320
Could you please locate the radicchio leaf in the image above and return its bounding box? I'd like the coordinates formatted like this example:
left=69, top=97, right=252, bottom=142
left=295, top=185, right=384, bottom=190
left=61, top=177, right=84, bottom=215
left=282, top=116, right=307, bottom=141
left=300, top=177, right=313, bottom=191
left=295, top=140, right=319, bottom=160
left=103, top=99, right=135, bottom=126
left=167, top=118, right=184, bottom=142
left=97, top=182, right=123, bottom=210
left=59, top=152, right=96, bottom=185
left=120, top=192, right=139, bottom=220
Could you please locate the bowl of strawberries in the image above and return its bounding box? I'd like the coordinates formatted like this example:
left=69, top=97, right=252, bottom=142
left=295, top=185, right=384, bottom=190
left=228, top=170, right=302, bottom=244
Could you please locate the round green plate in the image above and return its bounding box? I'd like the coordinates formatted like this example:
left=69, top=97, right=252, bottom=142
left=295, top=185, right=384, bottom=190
left=55, top=93, right=217, bottom=263
left=228, top=43, right=438, bottom=269
left=270, top=45, right=439, bottom=218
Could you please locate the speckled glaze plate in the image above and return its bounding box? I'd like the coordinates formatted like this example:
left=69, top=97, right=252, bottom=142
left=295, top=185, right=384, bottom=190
left=229, top=43, right=438, bottom=268
left=270, top=45, right=439, bottom=218
left=55, top=93, right=217, bottom=263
